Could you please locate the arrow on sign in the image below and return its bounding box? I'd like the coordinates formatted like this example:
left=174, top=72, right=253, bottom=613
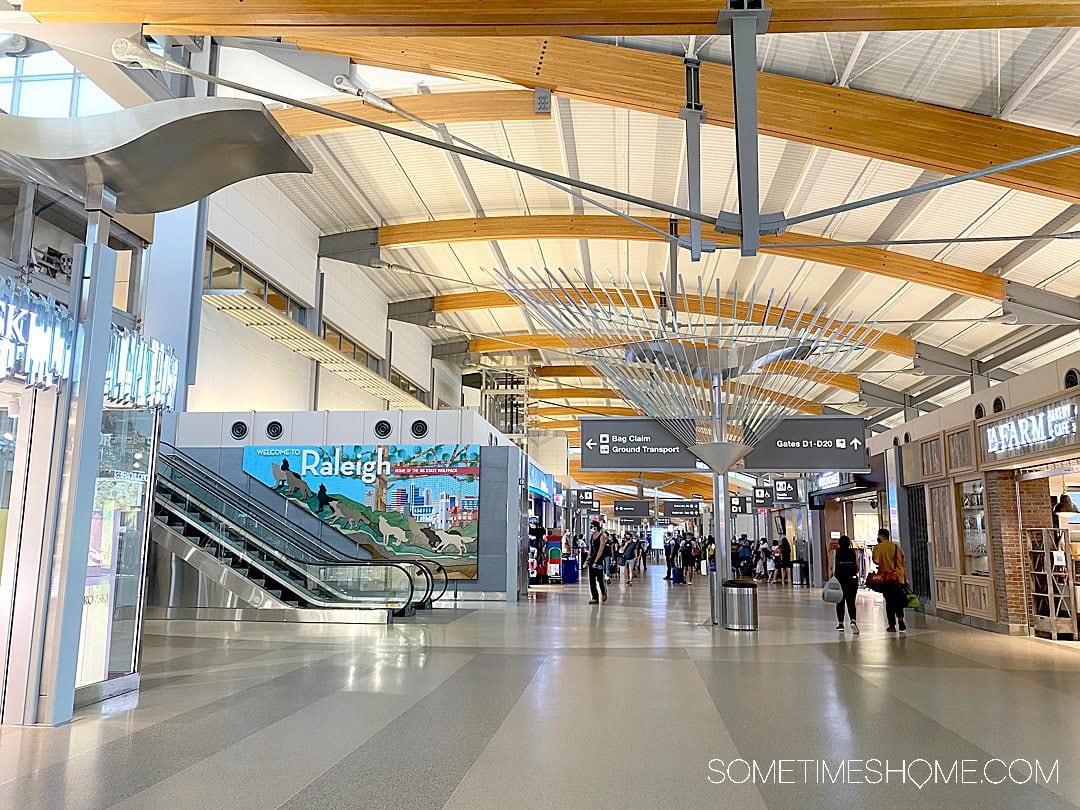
left=851, top=437, right=863, bottom=449
left=585, top=439, right=596, bottom=449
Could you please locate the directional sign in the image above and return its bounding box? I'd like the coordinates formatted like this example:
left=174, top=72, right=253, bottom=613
left=661, top=500, right=701, bottom=518
left=614, top=499, right=651, bottom=517
left=571, top=489, right=597, bottom=509
left=579, top=417, right=701, bottom=472
left=773, top=477, right=801, bottom=504
left=742, top=416, right=870, bottom=472
left=729, top=496, right=753, bottom=515
left=752, top=485, right=775, bottom=509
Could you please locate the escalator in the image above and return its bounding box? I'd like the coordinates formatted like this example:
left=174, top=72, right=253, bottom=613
left=150, top=445, right=448, bottom=623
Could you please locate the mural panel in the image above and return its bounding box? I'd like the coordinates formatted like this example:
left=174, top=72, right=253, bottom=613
left=243, top=444, right=480, bottom=580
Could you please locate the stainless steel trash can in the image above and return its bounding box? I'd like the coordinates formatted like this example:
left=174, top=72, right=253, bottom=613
left=792, top=559, right=810, bottom=587
left=722, top=580, right=758, bottom=631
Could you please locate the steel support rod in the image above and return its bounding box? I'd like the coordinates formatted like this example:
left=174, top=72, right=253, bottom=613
left=710, top=376, right=727, bottom=626
left=784, top=143, right=1080, bottom=229
left=681, top=56, right=706, bottom=261
left=135, top=54, right=722, bottom=229
left=730, top=15, right=763, bottom=256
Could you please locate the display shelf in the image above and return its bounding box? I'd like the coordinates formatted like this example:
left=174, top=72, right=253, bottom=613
left=1025, top=528, right=1076, bottom=640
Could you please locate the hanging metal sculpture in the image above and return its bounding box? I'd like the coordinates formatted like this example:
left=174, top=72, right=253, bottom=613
left=495, top=267, right=878, bottom=472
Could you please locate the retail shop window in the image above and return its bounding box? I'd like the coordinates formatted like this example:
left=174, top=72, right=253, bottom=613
left=974, top=403, right=985, bottom=419
left=992, top=396, right=1006, bottom=414
left=958, top=479, right=989, bottom=578
left=1066, top=369, right=1079, bottom=389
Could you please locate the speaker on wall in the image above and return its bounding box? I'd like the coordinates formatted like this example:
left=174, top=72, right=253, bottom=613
left=361, top=411, right=402, bottom=444
left=254, top=412, right=294, bottom=444
left=220, top=412, right=254, bottom=446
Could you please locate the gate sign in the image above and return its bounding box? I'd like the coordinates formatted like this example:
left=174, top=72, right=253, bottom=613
left=614, top=499, right=650, bottom=518
left=773, top=477, right=801, bottom=504
left=729, top=496, right=753, bottom=515
left=579, top=417, right=701, bottom=471
left=742, top=416, right=870, bottom=472
left=661, top=500, right=701, bottom=518
left=752, top=485, right=775, bottom=509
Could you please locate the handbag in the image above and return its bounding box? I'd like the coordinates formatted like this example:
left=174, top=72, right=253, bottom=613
left=864, top=571, right=886, bottom=592
left=821, top=576, right=844, bottom=604
left=905, top=589, right=921, bottom=610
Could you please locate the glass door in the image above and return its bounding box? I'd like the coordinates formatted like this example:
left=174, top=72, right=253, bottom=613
left=75, top=407, right=158, bottom=689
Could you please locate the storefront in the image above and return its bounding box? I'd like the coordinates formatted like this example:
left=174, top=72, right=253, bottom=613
left=808, top=461, right=885, bottom=586
left=900, top=391, right=1079, bottom=635
left=0, top=279, right=178, bottom=723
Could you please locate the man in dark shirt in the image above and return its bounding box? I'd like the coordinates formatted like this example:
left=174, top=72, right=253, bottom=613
left=587, top=521, right=609, bottom=604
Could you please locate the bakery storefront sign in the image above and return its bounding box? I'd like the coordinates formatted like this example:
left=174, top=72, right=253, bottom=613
left=981, top=396, right=1079, bottom=463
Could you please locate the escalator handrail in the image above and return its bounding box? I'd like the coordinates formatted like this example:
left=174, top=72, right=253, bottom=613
left=155, top=469, right=433, bottom=607
left=157, top=443, right=445, bottom=602
left=153, top=491, right=417, bottom=610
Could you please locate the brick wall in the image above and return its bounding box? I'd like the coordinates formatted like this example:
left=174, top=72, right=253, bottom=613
left=983, top=471, right=1026, bottom=624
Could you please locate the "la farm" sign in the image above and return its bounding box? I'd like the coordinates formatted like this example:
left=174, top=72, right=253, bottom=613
left=981, top=396, right=1079, bottom=463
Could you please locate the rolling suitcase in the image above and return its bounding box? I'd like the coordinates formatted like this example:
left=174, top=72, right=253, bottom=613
left=672, top=566, right=683, bottom=584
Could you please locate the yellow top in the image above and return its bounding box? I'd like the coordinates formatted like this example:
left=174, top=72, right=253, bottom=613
left=872, top=540, right=907, bottom=585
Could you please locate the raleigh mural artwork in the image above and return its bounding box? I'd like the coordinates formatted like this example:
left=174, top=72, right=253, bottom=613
left=243, top=443, right=480, bottom=580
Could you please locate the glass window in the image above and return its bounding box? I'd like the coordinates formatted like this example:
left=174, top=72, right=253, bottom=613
left=20, top=50, right=73, bottom=76
left=0, top=81, right=11, bottom=113
left=0, top=57, right=15, bottom=78
left=75, top=77, right=122, bottom=117
left=959, top=479, right=989, bottom=577
left=16, top=79, right=74, bottom=117
left=323, top=325, right=341, bottom=350
left=289, top=300, right=307, bottom=325
left=202, top=243, right=213, bottom=289
left=340, top=337, right=355, bottom=357
left=208, top=247, right=241, bottom=290
left=240, top=269, right=266, bottom=299
left=266, top=283, right=288, bottom=313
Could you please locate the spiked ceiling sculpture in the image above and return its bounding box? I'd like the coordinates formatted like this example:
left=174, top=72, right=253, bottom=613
left=495, top=267, right=879, bottom=473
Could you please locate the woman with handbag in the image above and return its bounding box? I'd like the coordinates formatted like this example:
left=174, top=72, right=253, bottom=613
left=832, top=535, right=860, bottom=634
left=871, top=528, right=908, bottom=633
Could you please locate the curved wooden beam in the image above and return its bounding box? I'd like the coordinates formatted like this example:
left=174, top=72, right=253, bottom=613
left=383, top=214, right=1006, bottom=302
left=273, top=89, right=547, bottom=137
left=433, top=281, right=917, bottom=358
left=296, top=36, right=1080, bottom=204
left=42, top=0, right=1080, bottom=34
left=529, top=369, right=825, bottom=419
left=531, top=362, right=858, bottom=401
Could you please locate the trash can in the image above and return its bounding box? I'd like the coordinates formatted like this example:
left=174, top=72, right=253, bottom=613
left=722, top=580, right=759, bottom=631
left=562, top=557, right=579, bottom=584
left=792, top=559, right=810, bottom=587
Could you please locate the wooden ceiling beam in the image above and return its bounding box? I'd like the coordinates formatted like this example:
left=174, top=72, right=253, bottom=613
left=273, top=89, right=547, bottom=137
left=531, top=405, right=640, bottom=418
left=294, top=36, right=1080, bottom=203
left=430, top=277, right=920, bottom=358
left=387, top=215, right=1007, bottom=303
left=33, top=0, right=1080, bottom=33
left=530, top=386, right=623, bottom=400
left=527, top=365, right=829, bottom=415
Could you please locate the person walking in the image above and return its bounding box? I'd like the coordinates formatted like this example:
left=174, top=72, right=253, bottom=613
left=832, top=535, right=860, bottom=634
left=780, top=536, right=793, bottom=585
left=664, top=535, right=674, bottom=580
left=587, top=521, right=609, bottom=605
left=872, top=528, right=908, bottom=633
left=621, top=534, right=637, bottom=586
left=681, top=538, right=696, bottom=585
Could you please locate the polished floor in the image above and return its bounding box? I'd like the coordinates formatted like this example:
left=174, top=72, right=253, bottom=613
left=2, top=566, right=1079, bottom=809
